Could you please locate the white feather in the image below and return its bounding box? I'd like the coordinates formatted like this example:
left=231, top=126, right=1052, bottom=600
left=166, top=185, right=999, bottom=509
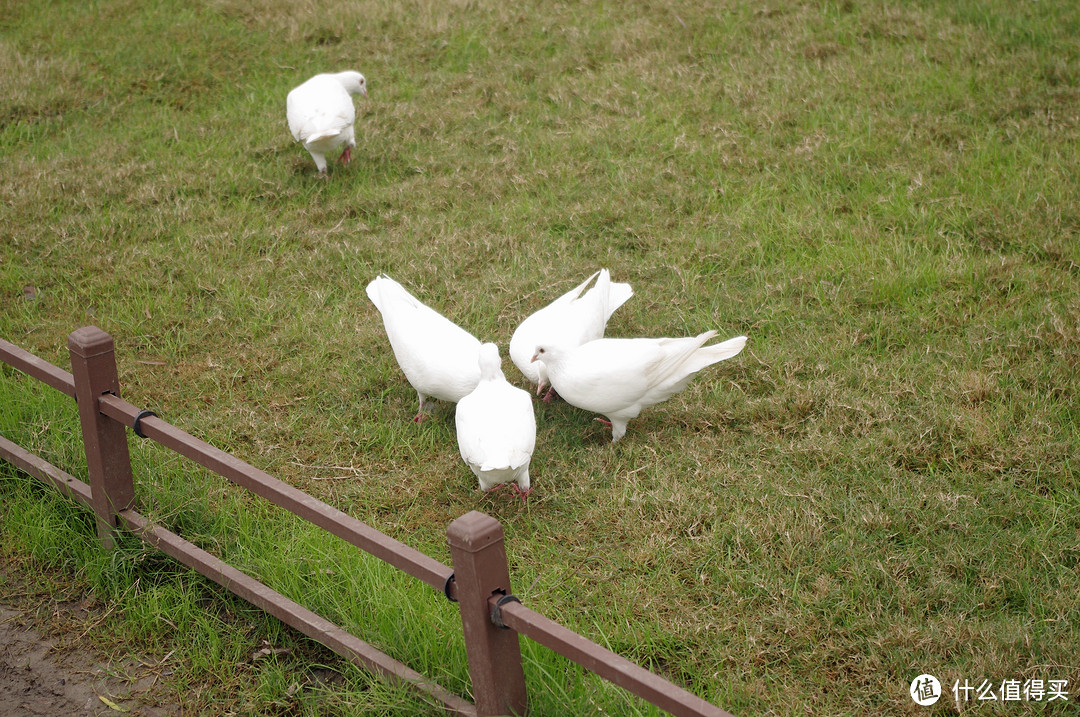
left=532, top=332, right=747, bottom=442
left=456, top=343, right=537, bottom=495
left=286, top=71, right=367, bottom=172
left=509, top=269, right=633, bottom=389
left=366, top=274, right=482, bottom=421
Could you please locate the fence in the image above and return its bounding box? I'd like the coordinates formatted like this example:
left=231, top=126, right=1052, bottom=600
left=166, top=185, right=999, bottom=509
left=0, top=326, right=734, bottom=717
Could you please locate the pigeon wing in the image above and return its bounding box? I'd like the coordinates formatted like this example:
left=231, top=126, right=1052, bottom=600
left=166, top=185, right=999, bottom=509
left=287, top=75, right=354, bottom=144
left=456, top=383, right=536, bottom=471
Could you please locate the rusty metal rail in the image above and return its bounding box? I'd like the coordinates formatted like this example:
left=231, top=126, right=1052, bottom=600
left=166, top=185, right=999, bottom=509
left=495, top=598, right=731, bottom=717
left=0, top=338, right=76, bottom=397
left=117, top=508, right=474, bottom=715
left=0, top=328, right=735, bottom=717
left=0, top=432, right=92, bottom=508
left=0, top=436, right=473, bottom=715
left=96, top=393, right=455, bottom=594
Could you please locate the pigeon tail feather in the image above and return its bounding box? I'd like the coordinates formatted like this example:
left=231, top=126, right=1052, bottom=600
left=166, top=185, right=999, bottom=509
left=307, top=129, right=342, bottom=143
left=553, top=270, right=602, bottom=306
left=682, top=334, right=748, bottom=375
left=605, top=281, right=634, bottom=321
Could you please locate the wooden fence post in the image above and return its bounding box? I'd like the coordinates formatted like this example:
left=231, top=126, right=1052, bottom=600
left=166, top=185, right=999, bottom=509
left=447, top=511, right=528, bottom=716
left=68, top=326, right=135, bottom=550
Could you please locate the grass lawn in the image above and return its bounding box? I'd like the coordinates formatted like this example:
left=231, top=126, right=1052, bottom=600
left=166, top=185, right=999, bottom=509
left=2, top=0, right=1079, bottom=714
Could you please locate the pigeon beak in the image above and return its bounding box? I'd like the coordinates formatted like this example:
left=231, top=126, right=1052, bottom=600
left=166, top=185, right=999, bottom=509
left=535, top=380, right=546, bottom=397
left=530, top=352, right=539, bottom=363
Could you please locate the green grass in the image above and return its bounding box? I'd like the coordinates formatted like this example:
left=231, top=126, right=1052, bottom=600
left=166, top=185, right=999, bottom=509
left=2, top=0, right=1079, bottom=714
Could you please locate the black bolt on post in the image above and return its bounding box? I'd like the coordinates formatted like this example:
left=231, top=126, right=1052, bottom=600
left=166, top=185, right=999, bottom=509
left=68, top=326, right=135, bottom=550
left=447, top=511, right=528, bottom=717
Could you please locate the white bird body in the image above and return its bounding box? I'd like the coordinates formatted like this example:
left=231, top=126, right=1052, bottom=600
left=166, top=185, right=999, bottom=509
left=366, top=274, right=482, bottom=421
left=286, top=71, right=367, bottom=172
left=456, top=343, right=536, bottom=498
left=532, top=331, right=747, bottom=442
left=509, top=269, right=633, bottom=390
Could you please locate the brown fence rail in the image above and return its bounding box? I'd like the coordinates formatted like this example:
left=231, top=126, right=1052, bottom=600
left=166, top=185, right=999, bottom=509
left=0, top=327, right=734, bottom=717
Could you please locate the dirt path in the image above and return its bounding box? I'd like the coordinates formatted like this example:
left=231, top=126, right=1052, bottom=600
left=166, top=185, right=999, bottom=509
left=0, top=602, right=181, bottom=717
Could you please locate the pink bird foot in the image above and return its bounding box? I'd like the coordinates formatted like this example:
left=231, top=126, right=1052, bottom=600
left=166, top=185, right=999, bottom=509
left=511, top=484, right=533, bottom=504
left=483, top=484, right=531, bottom=504
left=413, top=400, right=435, bottom=423
left=594, top=417, right=613, bottom=438
left=340, top=147, right=352, bottom=164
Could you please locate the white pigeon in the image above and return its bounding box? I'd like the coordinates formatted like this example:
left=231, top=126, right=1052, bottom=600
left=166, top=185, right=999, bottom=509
left=531, top=331, right=747, bottom=443
left=286, top=70, right=367, bottom=173
left=508, top=269, right=633, bottom=398
left=455, top=343, right=537, bottom=501
left=366, top=274, right=482, bottom=422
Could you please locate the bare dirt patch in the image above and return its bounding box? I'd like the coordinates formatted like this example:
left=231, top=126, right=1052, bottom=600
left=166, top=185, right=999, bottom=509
left=0, top=596, right=181, bottom=717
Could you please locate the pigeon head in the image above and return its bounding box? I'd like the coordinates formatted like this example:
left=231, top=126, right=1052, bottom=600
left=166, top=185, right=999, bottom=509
left=334, top=70, right=368, bottom=97
left=528, top=348, right=553, bottom=396
left=478, top=342, right=505, bottom=381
